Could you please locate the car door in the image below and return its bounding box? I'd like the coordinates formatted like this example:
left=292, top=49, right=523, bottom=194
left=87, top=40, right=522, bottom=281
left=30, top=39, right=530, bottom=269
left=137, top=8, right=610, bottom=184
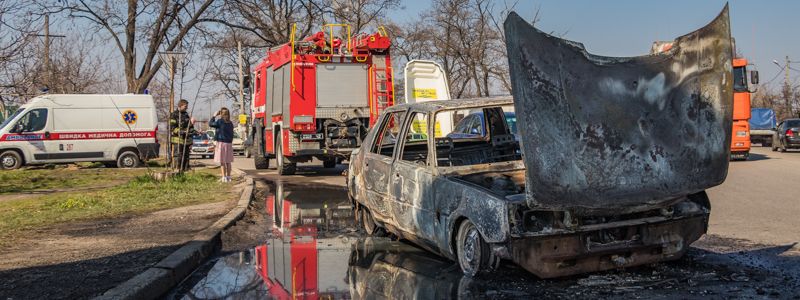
left=390, top=111, right=437, bottom=243
left=9, top=108, right=54, bottom=161
left=362, top=110, right=406, bottom=219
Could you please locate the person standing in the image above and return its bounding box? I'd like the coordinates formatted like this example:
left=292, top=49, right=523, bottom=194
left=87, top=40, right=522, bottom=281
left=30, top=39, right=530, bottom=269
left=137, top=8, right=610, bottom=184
left=209, top=107, right=234, bottom=182
left=170, top=99, right=196, bottom=172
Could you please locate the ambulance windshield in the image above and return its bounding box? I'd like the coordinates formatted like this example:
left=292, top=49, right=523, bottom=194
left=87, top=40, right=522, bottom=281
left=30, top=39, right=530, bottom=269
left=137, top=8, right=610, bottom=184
left=0, top=108, right=24, bottom=131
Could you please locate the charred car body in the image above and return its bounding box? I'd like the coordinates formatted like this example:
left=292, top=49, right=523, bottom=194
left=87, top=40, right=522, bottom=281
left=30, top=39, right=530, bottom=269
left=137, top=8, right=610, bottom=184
left=348, top=6, right=733, bottom=278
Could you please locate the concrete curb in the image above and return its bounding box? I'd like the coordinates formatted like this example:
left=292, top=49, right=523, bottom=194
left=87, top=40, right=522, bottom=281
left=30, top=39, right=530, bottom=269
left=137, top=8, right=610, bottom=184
left=95, top=171, right=255, bottom=300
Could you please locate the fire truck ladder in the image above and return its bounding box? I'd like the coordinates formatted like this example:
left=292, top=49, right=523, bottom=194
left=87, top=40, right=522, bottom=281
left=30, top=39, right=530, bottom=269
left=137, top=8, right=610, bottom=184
left=370, top=59, right=392, bottom=124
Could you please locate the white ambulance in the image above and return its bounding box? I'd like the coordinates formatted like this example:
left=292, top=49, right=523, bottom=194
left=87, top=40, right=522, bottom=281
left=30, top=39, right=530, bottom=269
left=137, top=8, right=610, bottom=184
left=0, top=94, right=159, bottom=170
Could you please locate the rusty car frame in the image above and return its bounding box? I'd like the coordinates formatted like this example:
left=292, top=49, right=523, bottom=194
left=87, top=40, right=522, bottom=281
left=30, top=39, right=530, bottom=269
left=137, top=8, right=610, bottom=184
left=347, top=5, right=732, bottom=278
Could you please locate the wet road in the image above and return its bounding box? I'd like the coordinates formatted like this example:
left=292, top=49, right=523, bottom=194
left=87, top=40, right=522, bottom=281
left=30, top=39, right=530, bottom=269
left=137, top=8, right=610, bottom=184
left=168, top=176, right=800, bottom=299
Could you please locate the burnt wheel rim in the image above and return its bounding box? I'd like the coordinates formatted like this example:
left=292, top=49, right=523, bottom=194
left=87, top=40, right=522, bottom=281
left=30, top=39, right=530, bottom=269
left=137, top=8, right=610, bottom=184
left=460, top=225, right=481, bottom=276
left=2, top=155, right=16, bottom=168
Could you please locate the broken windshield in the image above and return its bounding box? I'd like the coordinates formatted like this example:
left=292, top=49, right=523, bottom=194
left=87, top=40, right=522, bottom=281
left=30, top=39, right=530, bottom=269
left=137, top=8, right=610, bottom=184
left=434, top=104, right=521, bottom=167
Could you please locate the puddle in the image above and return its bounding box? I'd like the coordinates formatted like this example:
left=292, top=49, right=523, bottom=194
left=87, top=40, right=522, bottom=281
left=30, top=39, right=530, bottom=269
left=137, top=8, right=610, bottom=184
left=167, top=180, right=800, bottom=299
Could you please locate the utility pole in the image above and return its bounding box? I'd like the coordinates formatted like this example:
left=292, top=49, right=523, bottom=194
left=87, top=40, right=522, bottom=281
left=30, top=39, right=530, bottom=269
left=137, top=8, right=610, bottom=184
left=237, top=41, right=245, bottom=120
left=32, top=14, right=65, bottom=91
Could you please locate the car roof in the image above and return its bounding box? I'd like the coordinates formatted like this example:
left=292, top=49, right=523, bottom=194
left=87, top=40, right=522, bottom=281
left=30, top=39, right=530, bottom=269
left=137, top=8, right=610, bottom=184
left=385, top=96, right=513, bottom=114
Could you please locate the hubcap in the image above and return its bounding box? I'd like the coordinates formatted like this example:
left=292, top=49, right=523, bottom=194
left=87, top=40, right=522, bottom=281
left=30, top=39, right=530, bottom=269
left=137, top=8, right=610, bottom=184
left=122, top=156, right=134, bottom=167
left=2, top=156, right=15, bottom=168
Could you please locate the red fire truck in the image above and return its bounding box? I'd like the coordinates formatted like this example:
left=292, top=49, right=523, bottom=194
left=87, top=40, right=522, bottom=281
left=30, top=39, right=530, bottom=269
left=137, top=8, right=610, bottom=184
left=249, top=25, right=395, bottom=175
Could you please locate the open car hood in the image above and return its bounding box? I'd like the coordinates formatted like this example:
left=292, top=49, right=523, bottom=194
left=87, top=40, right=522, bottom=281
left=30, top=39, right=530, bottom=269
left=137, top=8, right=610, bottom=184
left=505, top=5, right=733, bottom=214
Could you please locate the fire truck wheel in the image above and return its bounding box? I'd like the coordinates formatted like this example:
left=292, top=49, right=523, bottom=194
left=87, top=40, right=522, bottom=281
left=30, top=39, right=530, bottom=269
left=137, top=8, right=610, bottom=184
left=0, top=150, right=23, bottom=170
left=253, top=132, right=269, bottom=169
left=116, top=150, right=141, bottom=169
left=323, top=158, right=336, bottom=168
left=276, top=140, right=296, bottom=175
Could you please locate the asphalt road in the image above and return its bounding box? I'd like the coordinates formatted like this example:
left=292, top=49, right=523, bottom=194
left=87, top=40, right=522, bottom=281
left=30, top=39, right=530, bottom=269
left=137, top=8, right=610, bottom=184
left=707, top=146, right=800, bottom=247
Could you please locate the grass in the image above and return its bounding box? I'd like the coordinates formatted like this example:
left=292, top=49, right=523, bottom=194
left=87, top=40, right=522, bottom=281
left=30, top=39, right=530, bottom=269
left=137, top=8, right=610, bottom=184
left=0, top=166, right=147, bottom=194
left=0, top=169, right=233, bottom=244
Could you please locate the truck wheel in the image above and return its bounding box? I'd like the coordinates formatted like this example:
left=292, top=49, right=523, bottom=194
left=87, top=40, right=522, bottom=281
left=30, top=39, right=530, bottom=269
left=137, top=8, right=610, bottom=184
left=323, top=158, right=336, bottom=168
left=117, top=150, right=141, bottom=168
left=0, top=151, right=23, bottom=170
left=276, top=139, right=296, bottom=175
left=253, top=126, right=269, bottom=169
left=456, top=220, right=499, bottom=277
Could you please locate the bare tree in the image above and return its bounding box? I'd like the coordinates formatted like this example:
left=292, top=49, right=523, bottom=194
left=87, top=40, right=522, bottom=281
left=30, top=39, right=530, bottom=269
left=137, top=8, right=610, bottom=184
left=390, top=0, right=514, bottom=98
left=57, top=0, right=217, bottom=93
left=203, top=0, right=325, bottom=48
left=0, top=1, right=39, bottom=117
left=327, top=0, right=400, bottom=33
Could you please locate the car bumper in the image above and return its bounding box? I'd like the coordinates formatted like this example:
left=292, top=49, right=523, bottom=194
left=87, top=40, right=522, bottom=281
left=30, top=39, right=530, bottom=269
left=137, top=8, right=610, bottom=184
left=190, top=147, right=214, bottom=155
left=785, top=137, right=800, bottom=147
left=507, top=214, right=708, bottom=278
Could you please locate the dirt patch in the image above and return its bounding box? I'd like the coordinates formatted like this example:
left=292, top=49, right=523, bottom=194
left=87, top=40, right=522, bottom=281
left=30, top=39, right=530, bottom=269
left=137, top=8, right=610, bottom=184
left=0, top=197, right=238, bottom=300
left=220, top=181, right=271, bottom=252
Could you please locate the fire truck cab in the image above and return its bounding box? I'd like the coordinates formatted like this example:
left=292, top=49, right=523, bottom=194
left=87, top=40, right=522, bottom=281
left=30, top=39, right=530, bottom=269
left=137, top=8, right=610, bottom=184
left=249, top=25, right=394, bottom=175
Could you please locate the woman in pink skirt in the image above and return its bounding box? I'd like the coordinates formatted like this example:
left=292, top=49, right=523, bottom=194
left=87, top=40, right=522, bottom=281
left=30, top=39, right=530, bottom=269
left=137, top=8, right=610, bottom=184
left=209, top=108, right=235, bottom=182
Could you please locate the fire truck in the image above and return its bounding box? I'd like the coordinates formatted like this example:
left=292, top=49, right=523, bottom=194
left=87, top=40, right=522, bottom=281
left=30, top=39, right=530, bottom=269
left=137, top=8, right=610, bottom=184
left=652, top=41, right=759, bottom=160
left=249, top=25, right=394, bottom=175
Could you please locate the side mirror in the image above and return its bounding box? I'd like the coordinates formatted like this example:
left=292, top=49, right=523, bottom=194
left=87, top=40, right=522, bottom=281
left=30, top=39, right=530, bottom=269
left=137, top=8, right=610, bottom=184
left=750, top=70, right=759, bottom=85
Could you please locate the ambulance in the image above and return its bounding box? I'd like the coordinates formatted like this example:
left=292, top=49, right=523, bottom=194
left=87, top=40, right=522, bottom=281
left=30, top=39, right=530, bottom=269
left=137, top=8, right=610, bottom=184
left=0, top=94, right=159, bottom=170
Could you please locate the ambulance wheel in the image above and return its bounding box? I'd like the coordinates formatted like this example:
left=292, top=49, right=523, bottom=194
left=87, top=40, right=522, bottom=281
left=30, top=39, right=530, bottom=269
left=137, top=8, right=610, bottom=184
left=276, top=140, right=296, bottom=175
left=0, top=151, right=23, bottom=170
left=117, top=151, right=141, bottom=168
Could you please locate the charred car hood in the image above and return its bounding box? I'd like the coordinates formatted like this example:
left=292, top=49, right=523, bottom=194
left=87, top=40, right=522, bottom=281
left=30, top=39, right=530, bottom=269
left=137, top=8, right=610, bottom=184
left=504, top=6, right=733, bottom=214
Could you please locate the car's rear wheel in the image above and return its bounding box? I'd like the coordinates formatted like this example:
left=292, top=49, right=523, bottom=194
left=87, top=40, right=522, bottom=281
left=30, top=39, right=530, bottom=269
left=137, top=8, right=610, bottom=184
left=117, top=150, right=141, bottom=168
left=456, top=220, right=499, bottom=277
left=361, top=208, right=387, bottom=237
left=0, top=151, right=23, bottom=170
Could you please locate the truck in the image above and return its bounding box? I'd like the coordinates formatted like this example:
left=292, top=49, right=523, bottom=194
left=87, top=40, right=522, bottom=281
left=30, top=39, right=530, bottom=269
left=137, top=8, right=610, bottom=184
left=750, top=107, right=777, bottom=146
left=248, top=25, right=394, bottom=175
left=652, top=43, right=758, bottom=160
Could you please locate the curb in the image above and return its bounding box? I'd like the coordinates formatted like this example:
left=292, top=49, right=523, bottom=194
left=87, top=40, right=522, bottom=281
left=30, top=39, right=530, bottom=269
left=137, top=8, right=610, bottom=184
left=95, top=171, right=255, bottom=300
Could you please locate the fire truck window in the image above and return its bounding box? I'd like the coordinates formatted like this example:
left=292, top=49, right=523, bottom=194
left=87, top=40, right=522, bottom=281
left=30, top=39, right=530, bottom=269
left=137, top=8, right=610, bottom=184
left=17, top=109, right=48, bottom=132
left=401, top=113, right=430, bottom=165
left=371, top=111, right=406, bottom=157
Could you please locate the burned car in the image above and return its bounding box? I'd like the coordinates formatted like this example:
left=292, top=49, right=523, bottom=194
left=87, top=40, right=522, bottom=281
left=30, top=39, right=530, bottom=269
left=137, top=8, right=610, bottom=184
left=348, top=6, right=733, bottom=278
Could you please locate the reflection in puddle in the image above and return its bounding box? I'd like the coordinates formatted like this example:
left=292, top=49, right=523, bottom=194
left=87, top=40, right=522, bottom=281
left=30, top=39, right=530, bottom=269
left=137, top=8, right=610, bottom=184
left=175, top=181, right=483, bottom=299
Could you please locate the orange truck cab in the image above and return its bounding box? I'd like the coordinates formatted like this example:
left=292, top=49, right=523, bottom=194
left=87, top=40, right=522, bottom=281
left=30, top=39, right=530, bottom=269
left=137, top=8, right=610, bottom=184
left=731, top=58, right=758, bottom=160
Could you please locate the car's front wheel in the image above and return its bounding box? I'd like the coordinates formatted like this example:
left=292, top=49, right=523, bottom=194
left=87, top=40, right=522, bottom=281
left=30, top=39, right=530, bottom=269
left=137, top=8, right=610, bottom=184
left=0, top=151, right=23, bottom=170
left=456, top=220, right=499, bottom=277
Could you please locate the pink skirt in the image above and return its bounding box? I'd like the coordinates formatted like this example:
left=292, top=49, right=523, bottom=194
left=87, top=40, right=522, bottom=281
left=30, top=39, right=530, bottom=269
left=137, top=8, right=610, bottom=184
left=214, top=142, right=234, bottom=164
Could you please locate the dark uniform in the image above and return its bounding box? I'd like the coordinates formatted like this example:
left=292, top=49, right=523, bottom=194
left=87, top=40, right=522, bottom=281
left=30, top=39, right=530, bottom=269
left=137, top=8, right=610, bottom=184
left=169, top=109, right=196, bottom=171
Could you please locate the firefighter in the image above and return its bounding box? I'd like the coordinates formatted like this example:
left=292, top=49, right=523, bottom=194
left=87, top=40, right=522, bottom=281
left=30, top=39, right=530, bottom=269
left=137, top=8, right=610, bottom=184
left=170, top=99, right=196, bottom=171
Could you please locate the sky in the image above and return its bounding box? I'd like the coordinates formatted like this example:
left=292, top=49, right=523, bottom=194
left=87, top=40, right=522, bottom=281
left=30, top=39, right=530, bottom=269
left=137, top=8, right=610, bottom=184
left=397, top=0, right=800, bottom=91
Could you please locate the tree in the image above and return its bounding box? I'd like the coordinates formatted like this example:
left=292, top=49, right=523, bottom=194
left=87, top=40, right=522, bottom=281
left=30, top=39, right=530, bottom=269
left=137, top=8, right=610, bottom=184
left=0, top=1, right=38, bottom=117
left=328, top=0, right=400, bottom=33
left=59, top=0, right=217, bottom=93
